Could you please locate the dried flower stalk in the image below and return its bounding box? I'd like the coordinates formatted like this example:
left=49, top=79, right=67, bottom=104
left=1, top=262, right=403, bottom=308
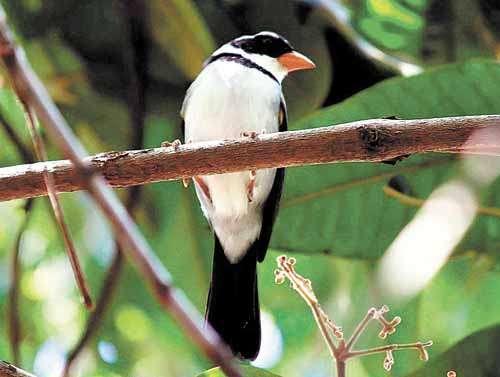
left=275, top=255, right=433, bottom=377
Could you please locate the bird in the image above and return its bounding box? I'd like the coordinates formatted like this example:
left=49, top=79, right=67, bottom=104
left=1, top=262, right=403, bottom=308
left=180, top=31, right=315, bottom=360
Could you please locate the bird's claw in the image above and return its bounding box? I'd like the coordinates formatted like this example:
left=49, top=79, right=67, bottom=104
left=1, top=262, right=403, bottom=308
left=247, top=170, right=256, bottom=202
left=162, top=139, right=188, bottom=187
left=241, top=129, right=266, bottom=139
left=241, top=130, right=265, bottom=202
left=161, top=139, right=182, bottom=151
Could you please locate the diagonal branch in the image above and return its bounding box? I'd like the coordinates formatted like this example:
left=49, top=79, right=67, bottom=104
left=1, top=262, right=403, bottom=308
left=275, top=255, right=343, bottom=358
left=0, top=6, right=240, bottom=376
left=23, top=106, right=93, bottom=310
left=7, top=198, right=32, bottom=365
left=0, top=110, right=34, bottom=366
left=0, top=361, right=36, bottom=377
left=1, top=114, right=500, bottom=202
left=383, top=185, right=500, bottom=217
left=63, top=1, right=150, bottom=373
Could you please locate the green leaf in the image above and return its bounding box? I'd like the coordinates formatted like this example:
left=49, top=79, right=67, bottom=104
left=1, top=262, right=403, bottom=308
left=197, top=365, right=281, bottom=377
left=354, top=0, right=428, bottom=57
left=272, top=60, right=500, bottom=259
left=148, top=0, right=216, bottom=80
left=347, top=0, right=497, bottom=65
left=407, top=325, right=500, bottom=376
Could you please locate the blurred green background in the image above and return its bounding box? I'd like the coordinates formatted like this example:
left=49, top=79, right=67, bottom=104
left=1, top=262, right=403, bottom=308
left=1, top=0, right=500, bottom=376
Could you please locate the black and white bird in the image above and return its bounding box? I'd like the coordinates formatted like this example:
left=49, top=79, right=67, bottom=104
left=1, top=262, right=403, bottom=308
left=181, top=31, right=315, bottom=360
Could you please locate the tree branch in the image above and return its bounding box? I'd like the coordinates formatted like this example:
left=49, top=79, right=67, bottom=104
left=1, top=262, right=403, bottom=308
left=7, top=199, right=32, bottom=365
left=0, top=111, right=34, bottom=366
left=1, top=115, right=500, bottom=202
left=23, top=106, right=93, bottom=310
left=64, top=1, right=150, bottom=372
left=0, top=6, right=240, bottom=376
left=0, top=362, right=36, bottom=377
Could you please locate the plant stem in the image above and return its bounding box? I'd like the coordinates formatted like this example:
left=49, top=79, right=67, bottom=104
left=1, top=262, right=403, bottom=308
left=346, top=341, right=433, bottom=359
left=345, top=309, right=374, bottom=351
left=336, top=360, right=346, bottom=377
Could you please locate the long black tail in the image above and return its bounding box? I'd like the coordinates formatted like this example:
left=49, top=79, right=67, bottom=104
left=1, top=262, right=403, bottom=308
left=206, top=236, right=260, bottom=360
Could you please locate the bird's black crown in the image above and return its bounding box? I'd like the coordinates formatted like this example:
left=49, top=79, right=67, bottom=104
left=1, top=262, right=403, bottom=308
left=231, top=32, right=293, bottom=58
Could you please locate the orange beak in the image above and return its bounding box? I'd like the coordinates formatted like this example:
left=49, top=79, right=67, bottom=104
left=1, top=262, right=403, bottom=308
left=278, top=51, right=316, bottom=73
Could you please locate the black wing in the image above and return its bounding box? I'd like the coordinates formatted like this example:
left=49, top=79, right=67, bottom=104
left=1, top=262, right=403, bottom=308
left=256, top=96, right=287, bottom=262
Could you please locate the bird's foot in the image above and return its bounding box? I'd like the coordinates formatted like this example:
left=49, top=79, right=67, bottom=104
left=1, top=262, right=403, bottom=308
left=161, top=139, right=182, bottom=150
left=161, top=139, right=190, bottom=187
left=247, top=170, right=257, bottom=202
left=194, top=176, right=212, bottom=204
left=241, top=129, right=267, bottom=139
left=240, top=131, right=265, bottom=202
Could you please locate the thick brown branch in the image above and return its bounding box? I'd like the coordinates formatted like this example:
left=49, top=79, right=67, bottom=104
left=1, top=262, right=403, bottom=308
left=0, top=362, right=36, bottom=377
left=1, top=115, right=500, bottom=202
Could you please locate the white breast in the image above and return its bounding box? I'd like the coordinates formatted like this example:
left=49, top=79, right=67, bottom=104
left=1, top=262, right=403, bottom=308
left=183, top=61, right=282, bottom=263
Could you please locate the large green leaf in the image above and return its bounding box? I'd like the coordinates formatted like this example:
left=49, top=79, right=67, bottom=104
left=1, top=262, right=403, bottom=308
left=408, top=325, right=500, bottom=376
left=197, top=365, right=281, bottom=377
left=272, top=60, right=500, bottom=259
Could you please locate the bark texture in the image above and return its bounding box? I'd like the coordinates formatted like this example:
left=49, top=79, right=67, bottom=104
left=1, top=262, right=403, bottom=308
left=0, top=362, right=36, bottom=377
left=1, top=115, right=499, bottom=202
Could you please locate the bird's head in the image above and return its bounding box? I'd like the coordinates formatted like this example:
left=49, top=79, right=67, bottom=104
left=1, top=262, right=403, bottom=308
left=210, top=31, right=316, bottom=82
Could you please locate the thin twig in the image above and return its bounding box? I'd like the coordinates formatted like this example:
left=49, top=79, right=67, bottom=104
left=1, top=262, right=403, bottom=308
left=275, top=256, right=343, bottom=358
left=344, top=308, right=375, bottom=351
left=7, top=199, right=33, bottom=365
left=383, top=185, right=500, bottom=217
left=283, top=157, right=454, bottom=208
left=0, top=6, right=239, bottom=376
left=0, top=110, right=34, bottom=366
left=346, top=341, right=433, bottom=359
left=23, top=106, right=92, bottom=310
left=0, top=112, right=33, bottom=163
left=62, top=251, right=124, bottom=376
left=1, top=114, right=500, bottom=202
left=64, top=1, right=150, bottom=373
